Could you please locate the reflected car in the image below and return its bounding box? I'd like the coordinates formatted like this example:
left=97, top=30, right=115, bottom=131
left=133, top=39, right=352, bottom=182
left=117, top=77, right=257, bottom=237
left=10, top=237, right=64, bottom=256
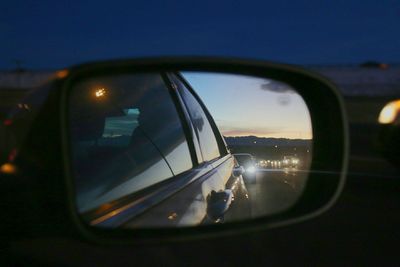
left=233, top=153, right=257, bottom=183
left=0, top=72, right=251, bottom=228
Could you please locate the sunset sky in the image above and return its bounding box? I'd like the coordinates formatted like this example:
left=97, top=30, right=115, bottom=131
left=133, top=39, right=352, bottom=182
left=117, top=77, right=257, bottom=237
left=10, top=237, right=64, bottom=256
left=182, top=72, right=313, bottom=140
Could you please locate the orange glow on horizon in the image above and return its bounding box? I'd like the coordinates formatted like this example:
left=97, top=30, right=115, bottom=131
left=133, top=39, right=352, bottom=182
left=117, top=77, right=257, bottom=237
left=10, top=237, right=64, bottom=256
left=221, top=130, right=312, bottom=140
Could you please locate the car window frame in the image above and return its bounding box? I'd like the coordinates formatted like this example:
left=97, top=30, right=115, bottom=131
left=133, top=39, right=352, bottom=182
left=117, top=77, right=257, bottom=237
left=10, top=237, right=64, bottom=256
left=166, top=72, right=228, bottom=165
left=160, top=73, right=202, bottom=167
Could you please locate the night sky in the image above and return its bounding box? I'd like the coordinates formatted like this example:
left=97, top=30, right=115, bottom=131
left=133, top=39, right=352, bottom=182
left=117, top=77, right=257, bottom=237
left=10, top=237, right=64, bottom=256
left=1, top=0, right=399, bottom=69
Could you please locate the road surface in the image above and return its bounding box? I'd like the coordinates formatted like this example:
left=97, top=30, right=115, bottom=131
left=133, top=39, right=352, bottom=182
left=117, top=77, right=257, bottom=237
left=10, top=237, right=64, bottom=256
left=244, top=168, right=308, bottom=218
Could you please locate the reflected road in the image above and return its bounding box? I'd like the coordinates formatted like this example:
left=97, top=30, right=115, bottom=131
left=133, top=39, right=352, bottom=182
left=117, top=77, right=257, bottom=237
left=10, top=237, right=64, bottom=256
left=245, top=168, right=308, bottom=218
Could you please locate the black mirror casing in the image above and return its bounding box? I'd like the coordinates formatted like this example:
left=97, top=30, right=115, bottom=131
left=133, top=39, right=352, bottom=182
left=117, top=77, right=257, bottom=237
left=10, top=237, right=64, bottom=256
left=1, top=57, right=349, bottom=244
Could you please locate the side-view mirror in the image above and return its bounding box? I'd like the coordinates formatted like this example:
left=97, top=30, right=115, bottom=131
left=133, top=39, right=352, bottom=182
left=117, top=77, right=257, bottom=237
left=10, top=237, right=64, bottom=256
left=206, top=190, right=233, bottom=222
left=0, top=57, right=348, bottom=243
left=232, top=166, right=245, bottom=177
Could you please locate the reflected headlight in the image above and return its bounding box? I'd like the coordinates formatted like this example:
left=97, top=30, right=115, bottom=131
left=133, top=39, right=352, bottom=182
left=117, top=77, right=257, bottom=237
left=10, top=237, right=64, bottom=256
left=246, top=166, right=256, bottom=173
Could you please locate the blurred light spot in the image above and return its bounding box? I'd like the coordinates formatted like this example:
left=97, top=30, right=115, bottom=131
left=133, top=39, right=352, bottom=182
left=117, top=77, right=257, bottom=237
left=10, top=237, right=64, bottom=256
left=56, top=70, right=69, bottom=79
left=378, top=100, right=400, bottom=124
left=3, top=119, right=12, bottom=126
left=95, top=88, right=106, bottom=98
left=168, top=212, right=178, bottom=220
left=0, top=163, right=17, bottom=174
left=17, top=103, right=29, bottom=110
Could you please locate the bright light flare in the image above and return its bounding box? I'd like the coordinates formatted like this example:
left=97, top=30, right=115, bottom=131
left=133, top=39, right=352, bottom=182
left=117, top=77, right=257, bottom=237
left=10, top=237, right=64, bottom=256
left=378, top=100, right=400, bottom=124
left=95, top=88, right=107, bottom=98
left=246, top=166, right=256, bottom=173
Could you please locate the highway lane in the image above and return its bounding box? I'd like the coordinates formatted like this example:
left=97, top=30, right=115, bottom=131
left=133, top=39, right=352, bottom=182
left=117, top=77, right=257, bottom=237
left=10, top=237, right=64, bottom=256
left=244, top=168, right=308, bottom=218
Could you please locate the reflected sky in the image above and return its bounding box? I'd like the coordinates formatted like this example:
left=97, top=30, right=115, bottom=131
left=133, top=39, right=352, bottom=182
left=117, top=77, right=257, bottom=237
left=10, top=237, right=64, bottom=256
left=182, top=72, right=313, bottom=139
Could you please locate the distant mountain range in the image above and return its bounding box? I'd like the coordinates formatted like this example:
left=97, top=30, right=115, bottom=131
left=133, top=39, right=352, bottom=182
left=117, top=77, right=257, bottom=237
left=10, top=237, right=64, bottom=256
left=224, top=136, right=311, bottom=147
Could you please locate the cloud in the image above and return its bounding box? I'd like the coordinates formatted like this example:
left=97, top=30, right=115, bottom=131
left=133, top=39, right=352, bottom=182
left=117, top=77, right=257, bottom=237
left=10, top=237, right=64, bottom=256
left=260, top=80, right=295, bottom=94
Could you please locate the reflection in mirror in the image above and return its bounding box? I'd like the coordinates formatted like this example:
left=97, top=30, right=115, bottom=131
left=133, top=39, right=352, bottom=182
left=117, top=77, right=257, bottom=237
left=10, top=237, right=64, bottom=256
left=68, top=71, right=312, bottom=228
left=183, top=72, right=313, bottom=218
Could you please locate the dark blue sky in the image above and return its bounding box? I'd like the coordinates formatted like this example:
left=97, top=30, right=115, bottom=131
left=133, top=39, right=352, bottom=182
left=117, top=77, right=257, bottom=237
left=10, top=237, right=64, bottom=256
left=1, top=0, right=399, bottom=69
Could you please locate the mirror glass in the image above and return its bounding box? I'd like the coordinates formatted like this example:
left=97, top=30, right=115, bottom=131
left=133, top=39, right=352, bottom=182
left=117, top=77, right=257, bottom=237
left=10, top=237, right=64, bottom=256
left=68, top=71, right=313, bottom=228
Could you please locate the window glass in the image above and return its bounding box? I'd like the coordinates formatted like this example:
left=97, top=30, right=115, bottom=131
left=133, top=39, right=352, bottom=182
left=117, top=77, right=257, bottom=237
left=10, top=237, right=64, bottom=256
left=102, top=108, right=139, bottom=139
left=170, top=75, right=221, bottom=162
left=69, top=73, right=192, bottom=212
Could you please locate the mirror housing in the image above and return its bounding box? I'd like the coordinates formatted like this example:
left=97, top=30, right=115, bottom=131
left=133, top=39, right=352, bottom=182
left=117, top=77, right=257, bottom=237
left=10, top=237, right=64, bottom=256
left=1, top=57, right=349, bottom=243
left=206, top=190, right=233, bottom=222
